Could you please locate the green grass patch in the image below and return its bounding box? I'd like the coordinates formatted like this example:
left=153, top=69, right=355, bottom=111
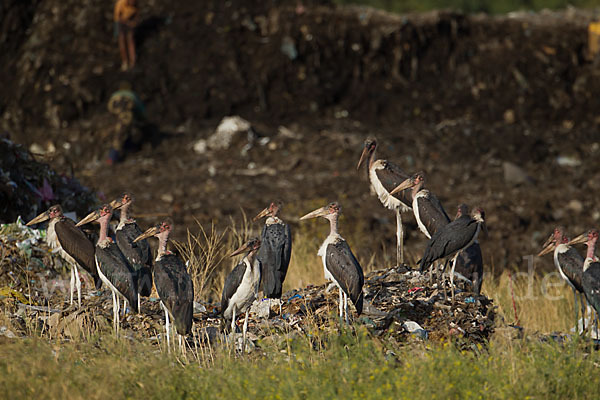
left=1, top=331, right=600, bottom=399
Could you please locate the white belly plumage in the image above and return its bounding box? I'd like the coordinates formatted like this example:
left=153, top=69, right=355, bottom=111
left=223, top=259, right=260, bottom=319
left=47, top=219, right=78, bottom=267
left=318, top=234, right=341, bottom=286
left=369, top=164, right=411, bottom=213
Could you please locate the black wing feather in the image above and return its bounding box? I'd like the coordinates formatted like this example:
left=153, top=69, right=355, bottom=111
left=116, top=223, right=153, bottom=296
left=557, top=249, right=584, bottom=293
left=220, top=262, right=247, bottom=318
left=325, top=240, right=364, bottom=314
left=583, top=262, right=600, bottom=315
left=374, top=161, right=413, bottom=207
left=453, top=242, right=484, bottom=294
left=55, top=218, right=101, bottom=288
left=420, top=216, right=478, bottom=271
left=154, top=254, right=194, bottom=335
left=96, top=242, right=138, bottom=312
left=415, top=192, right=451, bottom=238
left=259, top=223, right=292, bottom=299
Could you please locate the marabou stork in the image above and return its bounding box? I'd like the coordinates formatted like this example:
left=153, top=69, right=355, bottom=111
left=419, top=208, right=486, bottom=300
left=568, top=229, right=600, bottom=336
left=389, top=171, right=450, bottom=239
left=538, top=227, right=586, bottom=332
left=569, top=230, right=600, bottom=314
left=26, top=205, right=101, bottom=307
left=357, top=138, right=413, bottom=265
left=110, top=193, right=153, bottom=311
left=300, top=202, right=364, bottom=323
left=254, top=201, right=292, bottom=314
left=221, top=238, right=262, bottom=349
left=451, top=204, right=484, bottom=295
left=77, top=204, right=138, bottom=335
left=135, top=219, right=193, bottom=352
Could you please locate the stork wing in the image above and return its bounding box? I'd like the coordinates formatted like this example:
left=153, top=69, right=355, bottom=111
left=115, top=223, right=152, bottom=268
left=415, top=192, right=451, bottom=238
left=55, top=218, right=101, bottom=288
left=154, top=254, right=194, bottom=335
left=325, top=239, right=364, bottom=314
left=116, top=223, right=153, bottom=296
left=557, top=248, right=584, bottom=293
left=258, top=223, right=292, bottom=298
left=583, top=262, right=600, bottom=314
left=374, top=161, right=413, bottom=206
left=420, top=216, right=478, bottom=271
left=96, top=244, right=138, bottom=312
left=220, top=262, right=246, bottom=316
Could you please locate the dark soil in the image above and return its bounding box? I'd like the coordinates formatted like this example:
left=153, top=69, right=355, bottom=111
left=2, top=1, right=600, bottom=272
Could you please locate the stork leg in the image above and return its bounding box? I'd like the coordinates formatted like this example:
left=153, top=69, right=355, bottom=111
left=396, top=209, right=404, bottom=265
left=242, top=311, right=249, bottom=353
left=343, top=291, right=349, bottom=325
left=69, top=267, right=75, bottom=307
left=161, top=301, right=171, bottom=353
left=580, top=293, right=587, bottom=335
left=111, top=289, right=118, bottom=335
left=450, top=253, right=459, bottom=303
left=279, top=299, right=282, bottom=316
left=74, top=267, right=81, bottom=308
left=116, top=293, right=121, bottom=336
left=572, top=288, right=579, bottom=335
left=137, top=293, right=141, bottom=314
left=338, top=287, right=344, bottom=320
left=231, top=308, right=236, bottom=333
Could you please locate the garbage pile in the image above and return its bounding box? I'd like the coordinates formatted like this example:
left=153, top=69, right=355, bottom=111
left=1, top=217, right=495, bottom=348
left=0, top=138, right=97, bottom=223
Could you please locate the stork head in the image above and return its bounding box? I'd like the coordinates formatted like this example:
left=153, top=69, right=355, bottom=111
left=472, top=207, right=488, bottom=238
left=568, top=229, right=599, bottom=247
left=253, top=200, right=283, bottom=221
left=538, top=226, right=567, bottom=257
left=456, top=203, right=469, bottom=219
left=109, top=192, right=133, bottom=209
left=300, top=201, right=341, bottom=221
left=390, top=172, right=425, bottom=195
left=357, top=137, right=377, bottom=170
left=76, top=204, right=113, bottom=226
left=134, top=218, right=173, bottom=242
left=230, top=237, right=261, bottom=257
left=26, top=204, right=63, bottom=226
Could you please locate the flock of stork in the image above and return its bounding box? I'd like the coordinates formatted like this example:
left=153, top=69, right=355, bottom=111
left=24, top=137, right=498, bottom=352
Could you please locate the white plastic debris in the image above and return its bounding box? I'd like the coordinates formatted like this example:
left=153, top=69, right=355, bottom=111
left=193, top=116, right=253, bottom=154
left=402, top=320, right=428, bottom=340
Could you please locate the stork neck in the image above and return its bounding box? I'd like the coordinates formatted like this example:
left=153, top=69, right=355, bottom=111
left=586, top=238, right=597, bottom=261
left=327, top=214, right=339, bottom=236
left=120, top=203, right=131, bottom=223
left=368, top=148, right=376, bottom=170
left=98, top=215, right=110, bottom=245
left=157, top=231, right=170, bottom=257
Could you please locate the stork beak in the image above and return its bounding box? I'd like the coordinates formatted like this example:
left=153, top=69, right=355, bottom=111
left=133, top=226, right=158, bottom=243
left=537, top=243, right=555, bottom=257
left=75, top=210, right=101, bottom=227
left=568, top=233, right=588, bottom=246
left=357, top=146, right=370, bottom=171
left=299, top=205, right=328, bottom=220
left=230, top=242, right=251, bottom=257
left=26, top=210, right=50, bottom=226
left=109, top=198, right=125, bottom=209
left=253, top=207, right=270, bottom=222
left=541, top=233, right=554, bottom=249
left=389, top=177, right=415, bottom=196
